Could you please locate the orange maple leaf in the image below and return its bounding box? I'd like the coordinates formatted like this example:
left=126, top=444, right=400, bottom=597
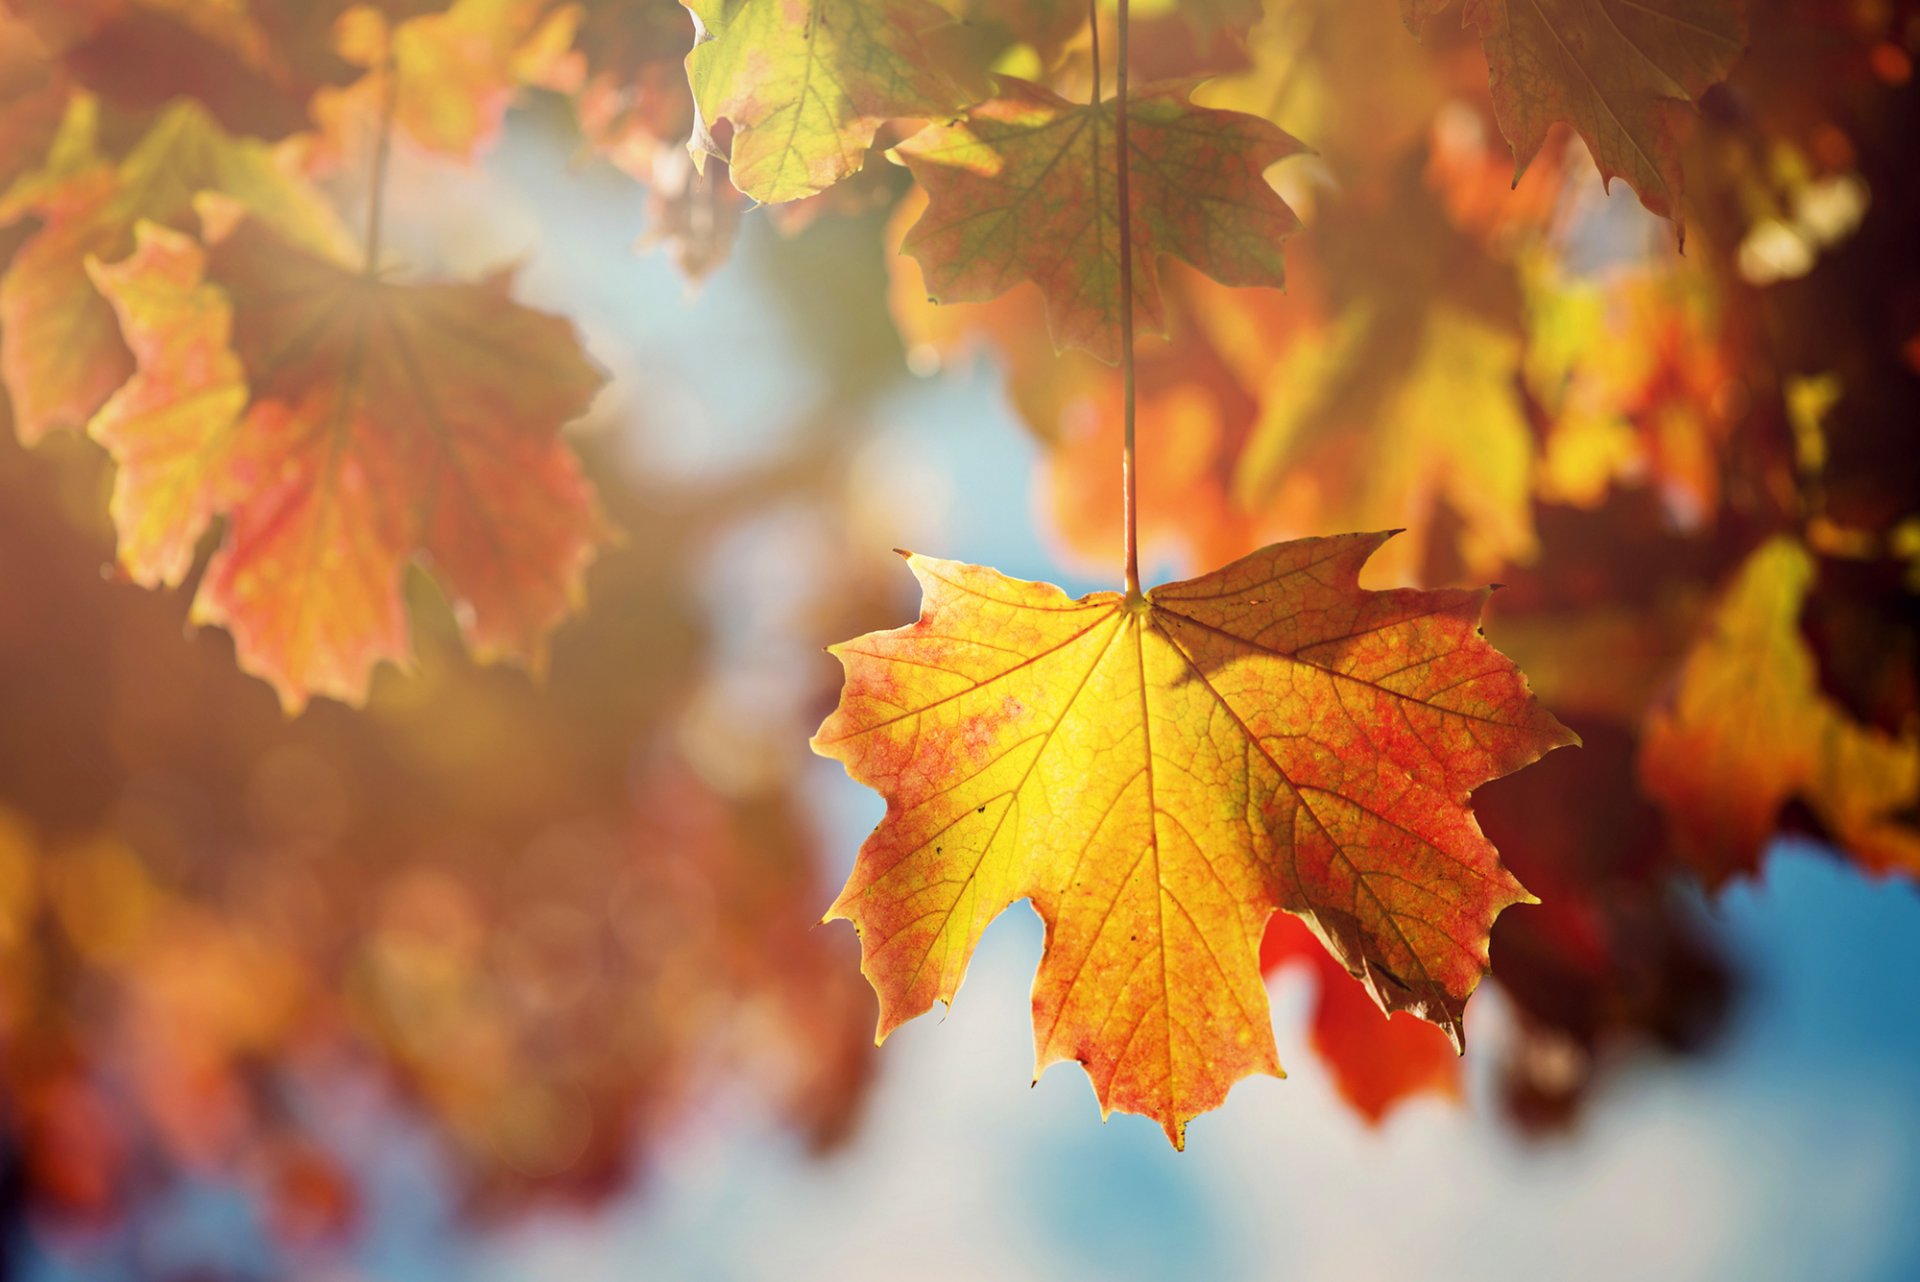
left=897, top=77, right=1306, bottom=362
left=814, top=533, right=1574, bottom=1144
left=85, top=215, right=609, bottom=712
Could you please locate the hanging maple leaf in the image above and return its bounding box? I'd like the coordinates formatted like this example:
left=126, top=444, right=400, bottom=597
left=84, top=215, right=609, bottom=711
left=897, top=77, right=1305, bottom=362
left=681, top=0, right=973, bottom=204
left=0, top=97, right=346, bottom=445
left=1641, top=536, right=1920, bottom=881
left=814, top=533, right=1574, bottom=1144
left=1406, top=0, right=1748, bottom=224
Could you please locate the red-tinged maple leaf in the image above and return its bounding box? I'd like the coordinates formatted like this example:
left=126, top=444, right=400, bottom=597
left=897, top=76, right=1306, bottom=363
left=1406, top=0, right=1747, bottom=226
left=0, top=97, right=347, bottom=445
left=681, top=0, right=975, bottom=204
left=814, top=533, right=1575, bottom=1144
left=1260, top=912, right=1461, bottom=1122
left=84, top=216, right=609, bottom=711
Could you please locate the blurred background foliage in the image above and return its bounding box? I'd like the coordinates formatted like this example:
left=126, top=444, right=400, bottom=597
left=0, top=0, right=1915, bottom=1277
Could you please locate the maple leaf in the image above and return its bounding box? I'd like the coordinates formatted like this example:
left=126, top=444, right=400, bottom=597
left=897, top=77, right=1305, bottom=363
left=1407, top=0, right=1748, bottom=224
left=814, top=533, right=1574, bottom=1144
left=0, top=97, right=346, bottom=445
left=681, top=0, right=973, bottom=204
left=1641, top=537, right=1920, bottom=882
left=84, top=215, right=609, bottom=711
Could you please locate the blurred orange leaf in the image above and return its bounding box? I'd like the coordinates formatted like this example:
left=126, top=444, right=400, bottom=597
left=5, top=0, right=365, bottom=140
left=305, top=0, right=581, bottom=166
left=1260, top=912, right=1462, bottom=1122
left=1641, top=536, right=1920, bottom=881
left=86, top=215, right=609, bottom=711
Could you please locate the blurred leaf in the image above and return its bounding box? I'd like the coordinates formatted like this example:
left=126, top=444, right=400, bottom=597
left=86, top=216, right=608, bottom=711
left=0, top=97, right=344, bottom=444
left=1641, top=536, right=1920, bottom=881
left=683, top=0, right=974, bottom=203
left=1260, top=912, right=1462, bottom=1122
left=1408, top=0, right=1747, bottom=227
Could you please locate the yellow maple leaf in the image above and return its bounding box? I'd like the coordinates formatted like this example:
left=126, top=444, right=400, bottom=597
left=814, top=532, right=1574, bottom=1144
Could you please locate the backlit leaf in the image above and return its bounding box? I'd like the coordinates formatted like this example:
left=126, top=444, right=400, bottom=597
left=897, top=77, right=1305, bottom=362
left=85, top=216, right=609, bottom=711
left=681, top=0, right=972, bottom=204
left=814, top=533, right=1574, bottom=1144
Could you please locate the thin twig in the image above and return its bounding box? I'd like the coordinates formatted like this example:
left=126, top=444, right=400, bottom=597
left=1089, top=0, right=1101, bottom=101
left=1115, top=0, right=1139, bottom=601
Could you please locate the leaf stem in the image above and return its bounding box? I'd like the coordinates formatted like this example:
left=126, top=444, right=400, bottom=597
left=1089, top=0, right=1101, bottom=100
left=1114, top=0, right=1140, bottom=602
left=363, top=33, right=399, bottom=278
